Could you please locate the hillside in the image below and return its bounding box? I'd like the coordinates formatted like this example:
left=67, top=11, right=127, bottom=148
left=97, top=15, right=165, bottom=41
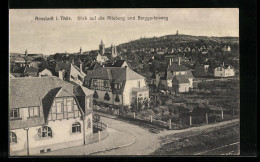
left=115, top=34, right=239, bottom=52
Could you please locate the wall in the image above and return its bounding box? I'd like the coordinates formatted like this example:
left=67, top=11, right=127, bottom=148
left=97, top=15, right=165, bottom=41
left=188, top=78, right=193, bottom=88
left=214, top=68, right=224, bottom=77
left=10, top=113, right=92, bottom=156
left=123, top=79, right=146, bottom=106
left=69, top=65, right=85, bottom=86
left=93, top=90, right=114, bottom=105
left=224, top=68, right=235, bottom=77
left=178, top=83, right=190, bottom=92
left=39, top=69, right=53, bottom=77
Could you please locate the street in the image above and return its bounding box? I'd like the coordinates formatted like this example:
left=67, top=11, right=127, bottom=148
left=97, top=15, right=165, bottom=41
left=94, top=114, right=239, bottom=155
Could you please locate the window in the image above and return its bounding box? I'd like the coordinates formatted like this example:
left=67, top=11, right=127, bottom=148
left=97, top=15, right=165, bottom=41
left=40, top=150, right=44, bottom=153
left=10, top=109, right=19, bottom=119
left=87, top=118, right=91, bottom=129
left=10, top=132, right=17, bottom=143
left=78, top=75, right=84, bottom=82
left=114, top=83, right=121, bottom=90
left=47, top=149, right=51, bottom=152
left=93, top=90, right=99, bottom=99
left=93, top=79, right=98, bottom=87
left=115, top=95, right=120, bottom=102
left=104, top=92, right=110, bottom=101
left=38, top=126, right=52, bottom=138
left=56, top=102, right=63, bottom=113
left=104, top=80, right=109, bottom=88
left=72, top=122, right=81, bottom=133
left=28, top=107, right=39, bottom=117
left=89, top=99, right=92, bottom=108
left=67, top=100, right=73, bottom=112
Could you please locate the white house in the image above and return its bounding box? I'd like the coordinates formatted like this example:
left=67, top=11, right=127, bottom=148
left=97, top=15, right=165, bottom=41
left=38, top=68, right=53, bottom=77
left=55, top=62, right=86, bottom=86
left=84, top=66, right=149, bottom=108
left=96, top=52, right=109, bottom=64
left=214, top=63, right=235, bottom=77
left=9, top=77, right=93, bottom=155
left=164, top=58, right=194, bottom=89
left=172, top=75, right=190, bottom=93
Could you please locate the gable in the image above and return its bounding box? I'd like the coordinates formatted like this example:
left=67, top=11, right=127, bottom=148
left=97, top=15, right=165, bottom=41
left=47, top=96, right=82, bottom=121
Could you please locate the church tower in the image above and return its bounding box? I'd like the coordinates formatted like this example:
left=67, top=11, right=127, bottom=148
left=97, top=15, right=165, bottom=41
left=111, top=43, right=117, bottom=58
left=176, top=30, right=179, bottom=36
left=99, top=40, right=105, bottom=55
left=25, top=49, right=28, bottom=56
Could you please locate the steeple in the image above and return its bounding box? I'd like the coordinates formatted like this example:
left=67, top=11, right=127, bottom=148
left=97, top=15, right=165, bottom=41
left=99, top=39, right=105, bottom=55
left=80, top=47, right=82, bottom=54
left=25, top=49, right=28, bottom=56
left=176, top=30, right=179, bottom=36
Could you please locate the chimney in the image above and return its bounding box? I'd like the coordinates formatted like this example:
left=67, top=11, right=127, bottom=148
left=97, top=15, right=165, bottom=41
left=107, top=69, right=112, bottom=80
left=80, top=62, right=83, bottom=73
left=58, top=70, right=63, bottom=80
left=178, top=57, right=181, bottom=65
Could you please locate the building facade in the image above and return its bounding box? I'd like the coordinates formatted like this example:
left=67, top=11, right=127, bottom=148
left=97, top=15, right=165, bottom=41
left=214, top=64, right=235, bottom=77
left=84, top=66, right=149, bottom=107
left=9, top=77, right=93, bottom=155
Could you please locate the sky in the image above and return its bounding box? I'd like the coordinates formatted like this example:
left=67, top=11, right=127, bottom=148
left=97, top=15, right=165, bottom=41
left=9, top=8, right=239, bottom=55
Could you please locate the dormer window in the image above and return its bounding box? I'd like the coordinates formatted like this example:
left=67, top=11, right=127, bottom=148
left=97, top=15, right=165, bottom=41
left=114, top=83, right=121, bottom=90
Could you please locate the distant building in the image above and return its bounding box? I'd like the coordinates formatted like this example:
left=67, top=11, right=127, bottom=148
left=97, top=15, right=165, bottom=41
left=164, top=58, right=194, bottom=89
left=104, top=60, right=130, bottom=68
left=96, top=52, right=109, bottom=63
left=83, top=66, right=149, bottom=107
left=38, top=68, right=53, bottom=77
left=222, top=45, right=231, bottom=52
left=111, top=44, right=117, bottom=58
left=54, top=61, right=86, bottom=86
left=9, top=77, right=93, bottom=155
left=214, top=63, right=235, bottom=77
left=23, top=66, right=39, bottom=77
left=28, top=61, right=41, bottom=68
left=99, top=40, right=105, bottom=55
left=194, top=64, right=209, bottom=77
left=172, top=75, right=190, bottom=93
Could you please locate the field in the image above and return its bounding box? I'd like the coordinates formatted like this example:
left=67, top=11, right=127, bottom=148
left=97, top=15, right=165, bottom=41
left=152, top=122, right=239, bottom=155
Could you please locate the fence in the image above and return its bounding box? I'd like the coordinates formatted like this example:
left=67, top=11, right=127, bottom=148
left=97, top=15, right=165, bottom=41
left=86, top=121, right=108, bottom=144
left=93, top=105, right=239, bottom=130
